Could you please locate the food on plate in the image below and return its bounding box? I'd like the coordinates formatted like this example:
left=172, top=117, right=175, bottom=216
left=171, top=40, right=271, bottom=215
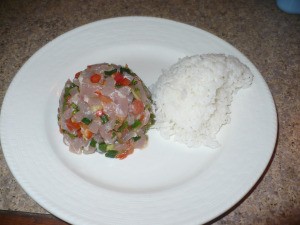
left=152, top=54, right=253, bottom=148
left=58, top=63, right=155, bottom=159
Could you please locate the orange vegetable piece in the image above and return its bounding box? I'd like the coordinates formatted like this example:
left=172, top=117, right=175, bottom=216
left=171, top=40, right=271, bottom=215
left=90, top=74, right=101, bottom=83
left=66, top=118, right=81, bottom=131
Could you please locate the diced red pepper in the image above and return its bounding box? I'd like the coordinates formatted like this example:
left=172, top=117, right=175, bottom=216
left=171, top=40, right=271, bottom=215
left=114, top=72, right=123, bottom=83
left=114, top=72, right=130, bottom=86
left=120, top=78, right=131, bottom=86
left=90, top=74, right=101, bottom=83
left=66, top=118, right=81, bottom=131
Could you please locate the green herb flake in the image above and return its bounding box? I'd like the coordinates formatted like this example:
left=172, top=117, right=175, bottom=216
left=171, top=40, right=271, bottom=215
left=120, top=67, right=131, bottom=74
left=144, top=113, right=156, bottom=131
left=117, top=121, right=128, bottom=132
left=90, top=138, right=97, bottom=148
left=62, top=83, right=79, bottom=112
left=132, top=136, right=141, bottom=142
left=104, top=68, right=117, bottom=76
left=131, top=79, right=138, bottom=85
left=71, top=103, right=80, bottom=114
left=131, top=120, right=142, bottom=129
left=81, top=117, right=92, bottom=125
left=150, top=113, right=156, bottom=123
left=100, top=114, right=109, bottom=124
left=71, top=102, right=77, bottom=109
left=62, top=129, right=77, bottom=139
left=67, top=133, right=77, bottom=139
left=64, top=83, right=78, bottom=98
left=98, top=142, right=107, bottom=152
left=105, top=150, right=119, bottom=158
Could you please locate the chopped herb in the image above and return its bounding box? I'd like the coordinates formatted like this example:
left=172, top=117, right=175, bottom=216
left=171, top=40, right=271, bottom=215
left=62, top=129, right=77, bottom=139
left=98, top=142, right=107, bottom=152
left=62, top=83, right=78, bottom=111
left=131, top=120, right=142, bottom=129
left=71, top=103, right=80, bottom=114
left=100, top=114, right=109, bottom=124
left=117, top=121, right=128, bottom=132
left=149, top=113, right=156, bottom=126
left=67, top=133, right=77, bottom=139
left=105, top=150, right=119, bottom=158
left=132, top=136, right=141, bottom=142
left=64, top=83, right=78, bottom=97
left=120, top=67, right=131, bottom=74
left=131, top=79, right=138, bottom=85
left=150, top=113, right=156, bottom=123
left=144, top=113, right=156, bottom=131
left=71, top=102, right=77, bottom=109
left=90, top=138, right=97, bottom=148
left=81, top=117, right=92, bottom=125
left=104, top=68, right=117, bottom=76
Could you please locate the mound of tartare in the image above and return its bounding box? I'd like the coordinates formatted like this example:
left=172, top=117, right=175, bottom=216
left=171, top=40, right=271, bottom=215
left=58, top=63, right=155, bottom=159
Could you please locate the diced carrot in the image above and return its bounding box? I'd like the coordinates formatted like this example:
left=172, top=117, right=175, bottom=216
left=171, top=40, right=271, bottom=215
left=90, top=74, right=101, bottom=83
left=66, top=118, right=81, bottom=131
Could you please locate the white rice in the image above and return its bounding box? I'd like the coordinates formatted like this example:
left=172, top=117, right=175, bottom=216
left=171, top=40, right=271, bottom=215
left=151, top=54, right=253, bottom=148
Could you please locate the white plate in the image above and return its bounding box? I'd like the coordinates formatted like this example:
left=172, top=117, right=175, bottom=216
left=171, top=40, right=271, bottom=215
left=0, top=17, right=277, bottom=225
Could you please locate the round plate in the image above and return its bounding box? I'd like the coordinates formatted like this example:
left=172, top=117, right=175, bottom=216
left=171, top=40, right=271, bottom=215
left=0, top=17, right=277, bottom=225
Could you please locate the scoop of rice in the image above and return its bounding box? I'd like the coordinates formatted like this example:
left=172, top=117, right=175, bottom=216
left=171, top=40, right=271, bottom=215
left=152, top=54, right=253, bottom=148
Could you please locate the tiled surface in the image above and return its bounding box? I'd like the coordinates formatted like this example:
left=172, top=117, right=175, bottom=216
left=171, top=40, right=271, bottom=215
left=0, top=0, right=299, bottom=224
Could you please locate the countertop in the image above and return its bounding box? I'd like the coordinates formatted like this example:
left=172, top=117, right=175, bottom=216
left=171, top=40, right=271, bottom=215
left=0, top=0, right=299, bottom=224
